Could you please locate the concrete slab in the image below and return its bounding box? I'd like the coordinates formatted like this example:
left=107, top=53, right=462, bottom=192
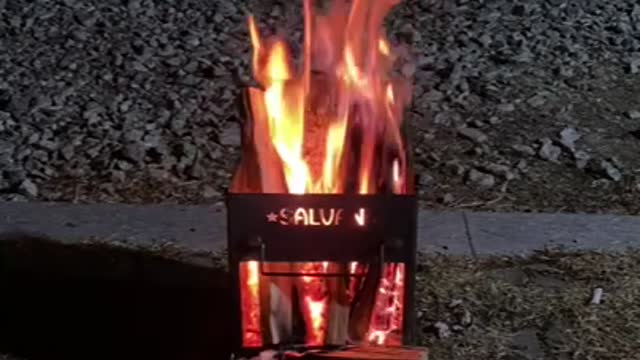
left=466, top=212, right=640, bottom=256
left=0, top=202, right=226, bottom=253
left=0, top=202, right=473, bottom=256
left=2, top=202, right=640, bottom=257
left=418, top=211, right=472, bottom=255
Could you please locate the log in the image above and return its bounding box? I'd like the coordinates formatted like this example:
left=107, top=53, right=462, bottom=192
left=301, top=346, right=428, bottom=360
left=267, top=271, right=294, bottom=344
left=235, top=88, right=294, bottom=345
left=230, top=87, right=288, bottom=193
left=325, top=264, right=350, bottom=345
left=348, top=263, right=381, bottom=342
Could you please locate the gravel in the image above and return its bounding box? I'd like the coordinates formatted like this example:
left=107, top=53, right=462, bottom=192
left=1, top=0, right=640, bottom=213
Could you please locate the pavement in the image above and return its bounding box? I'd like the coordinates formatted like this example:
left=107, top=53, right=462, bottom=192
left=1, top=201, right=639, bottom=360
left=1, top=201, right=639, bottom=258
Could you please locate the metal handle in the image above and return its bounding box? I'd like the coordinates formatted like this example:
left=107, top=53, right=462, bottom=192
left=258, top=241, right=385, bottom=278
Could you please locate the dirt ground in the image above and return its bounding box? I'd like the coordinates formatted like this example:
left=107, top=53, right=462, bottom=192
left=1, top=238, right=639, bottom=359
left=418, top=251, right=640, bottom=359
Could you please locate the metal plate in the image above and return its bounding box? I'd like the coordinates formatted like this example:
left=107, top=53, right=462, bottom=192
left=227, top=193, right=417, bottom=262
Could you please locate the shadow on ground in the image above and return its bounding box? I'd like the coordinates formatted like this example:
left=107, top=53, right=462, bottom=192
left=0, top=234, right=232, bottom=360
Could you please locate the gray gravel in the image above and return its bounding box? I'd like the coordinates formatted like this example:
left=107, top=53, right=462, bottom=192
left=1, top=0, right=640, bottom=213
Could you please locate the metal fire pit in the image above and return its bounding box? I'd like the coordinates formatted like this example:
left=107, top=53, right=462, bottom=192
left=227, top=193, right=418, bottom=355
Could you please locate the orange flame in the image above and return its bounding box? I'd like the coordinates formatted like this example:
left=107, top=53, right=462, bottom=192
left=245, top=0, right=410, bottom=195
left=239, top=261, right=262, bottom=347
left=238, top=0, right=413, bottom=347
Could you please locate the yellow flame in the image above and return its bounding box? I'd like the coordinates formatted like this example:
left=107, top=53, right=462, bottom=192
left=247, top=261, right=259, bottom=287
left=322, top=119, right=348, bottom=193
left=379, top=38, right=390, bottom=56
left=306, top=296, right=326, bottom=335
left=260, top=41, right=309, bottom=194
left=386, top=83, right=395, bottom=104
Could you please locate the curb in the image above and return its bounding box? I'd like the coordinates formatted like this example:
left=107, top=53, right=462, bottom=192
left=1, top=202, right=639, bottom=260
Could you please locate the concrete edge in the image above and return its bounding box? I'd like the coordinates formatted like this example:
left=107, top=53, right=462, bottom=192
left=1, top=202, right=638, bottom=259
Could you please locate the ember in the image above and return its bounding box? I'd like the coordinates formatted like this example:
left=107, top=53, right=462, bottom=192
left=227, top=0, right=416, bottom=354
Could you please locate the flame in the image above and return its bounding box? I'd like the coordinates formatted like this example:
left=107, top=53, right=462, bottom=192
left=379, top=39, right=390, bottom=56
left=240, top=261, right=262, bottom=347
left=243, top=0, right=410, bottom=195
left=237, top=0, right=413, bottom=347
left=366, top=263, right=405, bottom=345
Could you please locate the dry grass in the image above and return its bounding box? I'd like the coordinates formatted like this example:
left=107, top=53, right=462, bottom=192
left=416, top=250, right=640, bottom=359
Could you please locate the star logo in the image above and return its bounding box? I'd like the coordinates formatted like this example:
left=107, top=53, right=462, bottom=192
left=266, top=212, right=278, bottom=223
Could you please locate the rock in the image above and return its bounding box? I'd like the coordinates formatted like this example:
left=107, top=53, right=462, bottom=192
left=419, top=173, right=434, bottom=186
left=459, top=308, right=472, bottom=327
left=19, top=178, right=38, bottom=197
left=458, top=127, right=488, bottom=143
left=170, top=112, right=188, bottom=134
left=110, top=170, right=126, bottom=183
left=628, top=57, right=640, bottom=74
left=422, top=90, right=444, bottom=102
left=600, top=160, right=622, bottom=181
left=559, top=127, right=581, bottom=152
left=497, top=103, right=516, bottom=113
left=60, top=144, right=75, bottom=161
left=516, top=159, right=528, bottom=173
left=445, top=160, right=466, bottom=176
left=202, top=185, right=219, bottom=199
left=626, top=110, right=640, bottom=120
left=434, top=321, right=452, bottom=339
left=574, top=150, right=591, bottom=169
left=149, top=168, right=171, bottom=181
left=0, top=193, right=28, bottom=202
left=527, top=94, right=547, bottom=108
left=512, top=144, right=536, bottom=156
left=219, top=123, right=241, bottom=147
left=538, top=138, right=561, bottom=163
left=482, top=163, right=516, bottom=180
left=467, top=169, right=496, bottom=189
left=441, top=193, right=454, bottom=204
left=122, top=143, right=145, bottom=164
left=119, top=99, right=133, bottom=113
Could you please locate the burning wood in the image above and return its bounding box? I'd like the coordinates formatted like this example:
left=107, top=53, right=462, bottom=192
left=229, top=0, right=416, bottom=351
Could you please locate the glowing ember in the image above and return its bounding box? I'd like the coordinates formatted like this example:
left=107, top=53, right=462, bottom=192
left=239, top=261, right=262, bottom=347
left=299, top=262, right=329, bottom=345
left=366, top=263, right=405, bottom=345
left=234, top=0, right=413, bottom=347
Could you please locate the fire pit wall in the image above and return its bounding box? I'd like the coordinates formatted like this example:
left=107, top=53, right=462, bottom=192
left=227, top=193, right=417, bottom=353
